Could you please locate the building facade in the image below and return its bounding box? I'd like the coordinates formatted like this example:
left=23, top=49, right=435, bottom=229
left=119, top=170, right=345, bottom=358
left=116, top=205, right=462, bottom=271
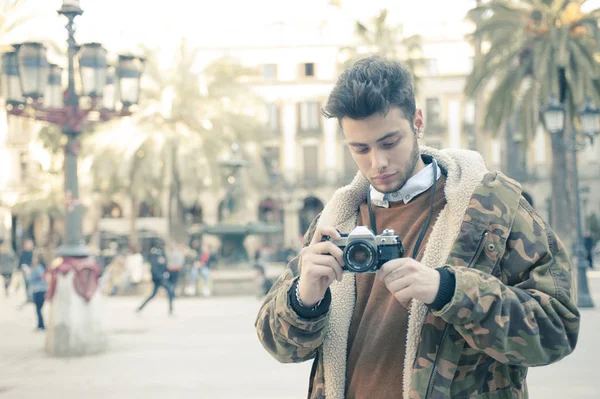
left=2, top=5, right=599, bottom=256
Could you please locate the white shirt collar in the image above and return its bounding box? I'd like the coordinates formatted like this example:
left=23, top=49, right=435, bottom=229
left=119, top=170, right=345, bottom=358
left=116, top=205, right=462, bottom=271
left=370, top=159, right=441, bottom=208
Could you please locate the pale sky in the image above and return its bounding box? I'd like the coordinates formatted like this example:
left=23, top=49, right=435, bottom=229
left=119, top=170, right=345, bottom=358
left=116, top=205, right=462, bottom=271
left=4, top=0, right=480, bottom=66
left=3, top=0, right=599, bottom=68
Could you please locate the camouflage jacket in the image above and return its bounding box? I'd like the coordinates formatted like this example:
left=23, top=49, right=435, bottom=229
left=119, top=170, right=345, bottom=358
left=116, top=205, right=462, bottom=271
left=255, top=147, right=580, bottom=399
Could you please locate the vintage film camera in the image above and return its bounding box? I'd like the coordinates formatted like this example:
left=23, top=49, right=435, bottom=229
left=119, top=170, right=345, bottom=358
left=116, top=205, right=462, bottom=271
left=323, top=226, right=404, bottom=273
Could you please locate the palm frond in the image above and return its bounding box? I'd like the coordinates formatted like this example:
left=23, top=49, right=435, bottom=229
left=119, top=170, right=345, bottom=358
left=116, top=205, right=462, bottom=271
left=483, top=59, right=532, bottom=135
left=465, top=42, right=526, bottom=96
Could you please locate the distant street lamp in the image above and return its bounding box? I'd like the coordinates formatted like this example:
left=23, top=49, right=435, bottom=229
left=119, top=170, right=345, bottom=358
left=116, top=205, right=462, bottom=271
left=542, top=95, right=600, bottom=308
left=579, top=99, right=600, bottom=142
left=218, top=143, right=250, bottom=219
left=541, top=94, right=565, bottom=134
left=0, top=0, right=144, bottom=356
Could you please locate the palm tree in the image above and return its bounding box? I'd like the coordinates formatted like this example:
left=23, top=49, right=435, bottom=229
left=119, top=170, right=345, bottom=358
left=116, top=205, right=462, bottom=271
left=86, top=39, right=266, bottom=245
left=85, top=125, right=165, bottom=248
left=339, top=9, right=424, bottom=91
left=465, top=0, right=600, bottom=244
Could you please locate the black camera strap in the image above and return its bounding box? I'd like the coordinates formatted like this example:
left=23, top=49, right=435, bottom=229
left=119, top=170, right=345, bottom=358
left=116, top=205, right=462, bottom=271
left=367, top=157, right=438, bottom=259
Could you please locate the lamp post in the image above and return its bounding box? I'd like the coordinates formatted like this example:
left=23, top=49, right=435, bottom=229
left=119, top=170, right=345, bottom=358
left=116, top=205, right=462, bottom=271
left=542, top=95, right=599, bottom=308
left=217, top=143, right=250, bottom=220
left=1, top=0, right=143, bottom=355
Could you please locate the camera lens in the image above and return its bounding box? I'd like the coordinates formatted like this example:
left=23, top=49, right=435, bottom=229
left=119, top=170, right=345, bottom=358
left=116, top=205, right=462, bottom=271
left=352, top=247, right=369, bottom=264
left=343, top=240, right=376, bottom=272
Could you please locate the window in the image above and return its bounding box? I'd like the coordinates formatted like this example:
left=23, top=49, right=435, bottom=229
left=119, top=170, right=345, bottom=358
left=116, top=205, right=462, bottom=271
left=299, top=101, right=321, bottom=132
left=102, top=202, right=123, bottom=218
left=266, top=103, right=279, bottom=131
left=426, top=98, right=441, bottom=126
left=262, top=64, right=277, bottom=79
left=303, top=145, right=319, bottom=181
left=138, top=201, right=161, bottom=217
left=301, top=62, right=316, bottom=78
left=343, top=145, right=357, bottom=181
left=425, top=59, right=438, bottom=76
left=464, top=101, right=475, bottom=125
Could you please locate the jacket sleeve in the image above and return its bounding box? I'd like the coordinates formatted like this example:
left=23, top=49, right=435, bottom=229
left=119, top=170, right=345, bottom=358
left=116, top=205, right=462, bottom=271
left=255, top=214, right=330, bottom=364
left=434, top=201, right=580, bottom=367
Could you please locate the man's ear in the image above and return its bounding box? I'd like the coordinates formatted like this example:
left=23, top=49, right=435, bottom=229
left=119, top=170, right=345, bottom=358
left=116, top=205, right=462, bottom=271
left=413, top=109, right=425, bottom=134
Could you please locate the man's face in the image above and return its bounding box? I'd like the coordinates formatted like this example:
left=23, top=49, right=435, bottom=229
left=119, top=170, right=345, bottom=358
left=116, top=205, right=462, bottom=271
left=342, top=107, right=424, bottom=194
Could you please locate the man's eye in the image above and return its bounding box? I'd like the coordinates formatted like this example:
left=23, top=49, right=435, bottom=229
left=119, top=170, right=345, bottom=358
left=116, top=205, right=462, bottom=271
left=382, top=140, right=399, bottom=148
left=354, top=147, right=369, bottom=154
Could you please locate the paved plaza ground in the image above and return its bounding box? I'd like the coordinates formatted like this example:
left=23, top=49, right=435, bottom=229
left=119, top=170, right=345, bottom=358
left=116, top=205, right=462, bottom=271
left=2, top=273, right=600, bottom=399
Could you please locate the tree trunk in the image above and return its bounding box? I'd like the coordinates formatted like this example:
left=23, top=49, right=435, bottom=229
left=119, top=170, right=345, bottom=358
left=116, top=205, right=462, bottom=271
left=168, top=140, right=187, bottom=243
left=129, top=197, right=138, bottom=251
left=550, top=130, right=573, bottom=248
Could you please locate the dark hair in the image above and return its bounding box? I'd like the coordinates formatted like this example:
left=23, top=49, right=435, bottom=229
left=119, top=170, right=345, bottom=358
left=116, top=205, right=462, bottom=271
left=522, top=191, right=534, bottom=208
left=322, top=56, right=416, bottom=124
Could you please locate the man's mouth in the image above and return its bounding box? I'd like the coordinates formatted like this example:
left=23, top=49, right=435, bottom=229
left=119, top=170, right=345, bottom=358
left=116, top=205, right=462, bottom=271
left=373, top=172, right=397, bottom=183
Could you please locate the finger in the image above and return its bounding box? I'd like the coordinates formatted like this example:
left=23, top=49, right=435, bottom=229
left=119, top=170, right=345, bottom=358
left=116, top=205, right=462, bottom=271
left=307, top=242, right=344, bottom=265
left=377, top=258, right=411, bottom=281
left=309, top=254, right=344, bottom=282
left=386, top=275, right=413, bottom=294
left=394, top=286, right=416, bottom=304
left=310, top=226, right=342, bottom=246
left=383, top=265, right=413, bottom=286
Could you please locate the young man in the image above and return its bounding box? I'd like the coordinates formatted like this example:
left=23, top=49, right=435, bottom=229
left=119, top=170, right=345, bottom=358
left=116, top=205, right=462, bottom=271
left=255, top=56, right=580, bottom=399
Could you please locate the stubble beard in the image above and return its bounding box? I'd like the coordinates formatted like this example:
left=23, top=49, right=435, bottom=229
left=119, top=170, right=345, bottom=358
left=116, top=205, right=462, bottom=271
left=377, top=139, right=421, bottom=194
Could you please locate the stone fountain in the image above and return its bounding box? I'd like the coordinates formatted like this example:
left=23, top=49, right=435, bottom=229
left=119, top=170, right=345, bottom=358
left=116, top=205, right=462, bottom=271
left=202, top=143, right=282, bottom=269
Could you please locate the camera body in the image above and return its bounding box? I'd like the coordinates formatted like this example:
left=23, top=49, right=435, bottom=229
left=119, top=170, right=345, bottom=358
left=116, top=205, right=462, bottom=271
left=323, top=226, right=404, bottom=273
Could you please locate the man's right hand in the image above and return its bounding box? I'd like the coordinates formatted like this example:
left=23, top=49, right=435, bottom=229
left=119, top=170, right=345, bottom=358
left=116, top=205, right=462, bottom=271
left=297, top=226, right=345, bottom=307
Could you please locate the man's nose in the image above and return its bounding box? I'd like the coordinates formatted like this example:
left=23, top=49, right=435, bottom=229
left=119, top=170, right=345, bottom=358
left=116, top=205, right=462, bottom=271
left=371, top=150, right=388, bottom=172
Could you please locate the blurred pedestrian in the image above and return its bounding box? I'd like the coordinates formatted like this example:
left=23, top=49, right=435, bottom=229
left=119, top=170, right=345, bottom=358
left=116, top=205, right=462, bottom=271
left=25, top=250, right=48, bottom=331
left=253, top=264, right=273, bottom=297
left=0, top=239, right=16, bottom=297
left=18, top=238, right=34, bottom=305
left=198, top=245, right=216, bottom=297
left=125, top=245, right=144, bottom=289
left=136, top=241, right=174, bottom=315
left=584, top=231, right=594, bottom=269
left=166, top=242, right=185, bottom=295
left=102, top=254, right=127, bottom=296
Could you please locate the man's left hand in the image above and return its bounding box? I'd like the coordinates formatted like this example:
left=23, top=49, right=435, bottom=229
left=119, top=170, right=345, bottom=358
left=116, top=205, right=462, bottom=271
left=376, top=258, right=440, bottom=305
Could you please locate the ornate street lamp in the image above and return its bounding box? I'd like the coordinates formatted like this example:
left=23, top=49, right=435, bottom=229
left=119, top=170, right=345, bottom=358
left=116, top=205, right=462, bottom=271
left=78, top=42, right=108, bottom=98
left=117, top=54, right=144, bottom=107
left=579, top=98, right=600, bottom=141
left=16, top=42, right=50, bottom=99
left=541, top=93, right=565, bottom=134
left=218, top=143, right=250, bottom=218
left=1, top=51, right=25, bottom=106
left=542, top=94, right=595, bottom=308
left=0, top=0, right=144, bottom=356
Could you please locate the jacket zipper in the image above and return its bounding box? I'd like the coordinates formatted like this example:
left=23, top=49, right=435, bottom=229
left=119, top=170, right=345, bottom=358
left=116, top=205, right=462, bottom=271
left=424, top=230, right=488, bottom=399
